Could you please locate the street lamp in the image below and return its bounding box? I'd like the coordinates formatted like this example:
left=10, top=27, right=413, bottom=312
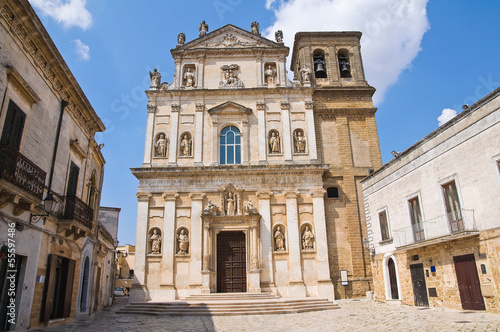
left=363, top=239, right=375, bottom=256
left=30, top=194, right=57, bottom=225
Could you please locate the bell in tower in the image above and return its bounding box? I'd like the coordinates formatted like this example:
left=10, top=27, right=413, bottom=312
left=338, top=52, right=352, bottom=78
left=313, top=52, right=327, bottom=79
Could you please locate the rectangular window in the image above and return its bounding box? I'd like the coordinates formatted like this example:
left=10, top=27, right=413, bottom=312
left=66, top=162, right=80, bottom=197
left=379, top=210, right=390, bottom=241
left=1, top=101, right=26, bottom=150
left=408, top=197, right=425, bottom=242
left=442, top=181, right=464, bottom=233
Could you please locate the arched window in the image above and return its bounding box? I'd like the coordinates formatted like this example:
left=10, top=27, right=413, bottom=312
left=313, top=49, right=327, bottom=78
left=338, top=50, right=352, bottom=78
left=220, top=126, right=241, bottom=165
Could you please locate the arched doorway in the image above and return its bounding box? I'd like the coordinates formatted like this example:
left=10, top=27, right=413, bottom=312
left=80, top=257, right=90, bottom=312
left=388, top=257, right=399, bottom=300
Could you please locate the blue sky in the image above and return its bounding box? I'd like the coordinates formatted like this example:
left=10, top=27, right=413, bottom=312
left=28, top=0, right=500, bottom=246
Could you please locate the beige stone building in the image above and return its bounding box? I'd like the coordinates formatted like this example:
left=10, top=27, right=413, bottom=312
left=0, top=0, right=113, bottom=330
left=362, top=87, right=500, bottom=312
left=131, top=23, right=382, bottom=302
left=115, top=245, right=135, bottom=292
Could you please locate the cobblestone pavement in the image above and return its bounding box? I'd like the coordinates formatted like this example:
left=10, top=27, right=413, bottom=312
left=32, top=297, right=500, bottom=332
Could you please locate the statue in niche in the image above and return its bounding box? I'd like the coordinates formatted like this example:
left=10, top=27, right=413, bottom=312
left=226, top=192, right=236, bottom=216
left=177, top=32, right=185, bottom=45
left=251, top=21, right=260, bottom=35
left=150, top=229, right=161, bottom=254
left=149, top=68, right=161, bottom=89
left=300, top=67, right=312, bottom=83
left=274, top=226, right=285, bottom=251
left=294, top=130, right=307, bottom=153
left=179, top=134, right=192, bottom=156
left=176, top=229, right=189, bottom=254
left=269, top=132, right=280, bottom=154
left=264, top=65, right=276, bottom=85
left=204, top=199, right=217, bottom=214
left=155, top=133, right=167, bottom=157
left=219, top=64, right=244, bottom=89
left=275, top=30, right=283, bottom=43
left=244, top=199, right=258, bottom=214
left=302, top=226, right=315, bottom=250
left=183, top=67, right=195, bottom=87
left=199, top=20, right=209, bottom=36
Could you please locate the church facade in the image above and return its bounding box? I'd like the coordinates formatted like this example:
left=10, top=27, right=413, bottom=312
left=131, top=23, right=382, bottom=302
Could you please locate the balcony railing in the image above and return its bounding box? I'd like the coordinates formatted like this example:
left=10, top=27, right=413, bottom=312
left=63, top=195, right=93, bottom=229
left=393, top=209, right=476, bottom=248
left=0, top=144, right=46, bottom=200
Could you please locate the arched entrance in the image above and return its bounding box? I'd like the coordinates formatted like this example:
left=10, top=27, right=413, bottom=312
left=388, top=257, right=399, bottom=300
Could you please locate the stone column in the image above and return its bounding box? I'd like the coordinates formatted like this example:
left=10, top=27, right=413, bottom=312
left=201, top=216, right=211, bottom=293
left=281, top=102, right=293, bottom=162
left=211, top=118, right=219, bottom=165
left=257, top=190, right=274, bottom=292
left=256, top=56, right=263, bottom=87
left=174, top=59, right=181, bottom=89
left=242, top=119, right=250, bottom=165
left=283, top=190, right=306, bottom=297
left=168, top=104, right=180, bottom=166
left=194, top=103, right=204, bottom=165
left=310, top=189, right=334, bottom=301
left=279, top=56, right=286, bottom=86
left=257, top=102, right=267, bottom=164
left=160, top=192, right=178, bottom=300
left=248, top=217, right=261, bottom=293
left=305, top=101, right=318, bottom=161
left=189, top=192, right=205, bottom=291
left=143, top=105, right=156, bottom=166
left=129, top=193, right=151, bottom=302
left=197, top=56, right=205, bottom=88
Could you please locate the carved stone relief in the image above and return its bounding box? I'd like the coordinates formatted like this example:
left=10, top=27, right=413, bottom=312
left=219, top=64, right=244, bottom=89
left=218, top=183, right=243, bottom=216
left=202, top=33, right=261, bottom=48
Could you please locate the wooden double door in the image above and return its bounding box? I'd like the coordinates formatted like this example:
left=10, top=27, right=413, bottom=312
left=217, top=231, right=246, bottom=293
left=454, top=254, right=485, bottom=310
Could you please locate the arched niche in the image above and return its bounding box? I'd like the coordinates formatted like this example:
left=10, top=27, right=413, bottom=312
left=300, top=223, right=315, bottom=251
left=179, top=131, right=193, bottom=157
left=148, top=227, right=162, bottom=255
left=154, top=131, right=168, bottom=158
left=176, top=227, right=190, bottom=255
left=272, top=224, right=287, bottom=252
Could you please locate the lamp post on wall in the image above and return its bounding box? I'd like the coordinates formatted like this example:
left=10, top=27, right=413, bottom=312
left=363, top=239, right=375, bottom=257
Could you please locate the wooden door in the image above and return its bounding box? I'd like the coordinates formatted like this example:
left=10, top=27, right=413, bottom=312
left=454, top=254, right=485, bottom=310
left=388, top=258, right=399, bottom=299
left=410, top=263, right=428, bottom=306
left=217, top=232, right=246, bottom=293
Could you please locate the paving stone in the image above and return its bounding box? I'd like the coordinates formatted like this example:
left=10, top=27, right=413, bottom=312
left=31, top=297, right=500, bottom=332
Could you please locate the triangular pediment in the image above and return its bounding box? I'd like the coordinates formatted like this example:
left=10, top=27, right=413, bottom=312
left=177, top=24, right=286, bottom=51
left=207, top=101, right=252, bottom=115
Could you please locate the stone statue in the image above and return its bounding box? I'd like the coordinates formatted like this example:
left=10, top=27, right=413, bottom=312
left=300, top=67, right=312, bottom=83
left=245, top=199, right=258, bottom=214
left=251, top=21, right=260, bottom=35
left=275, top=30, right=283, bottom=43
left=226, top=192, right=235, bottom=216
left=180, top=134, right=192, bottom=156
left=294, top=131, right=306, bottom=153
left=204, top=199, right=217, bottom=214
left=177, top=229, right=189, bottom=254
left=269, top=132, right=280, bottom=154
left=177, top=32, right=186, bottom=45
left=155, top=133, right=167, bottom=157
left=274, top=226, right=285, bottom=251
left=302, top=226, right=315, bottom=250
left=264, top=65, right=276, bottom=85
left=149, top=68, right=161, bottom=89
left=150, top=229, right=161, bottom=254
left=159, top=82, right=169, bottom=91
left=199, top=20, right=209, bottom=36
left=183, top=68, right=195, bottom=87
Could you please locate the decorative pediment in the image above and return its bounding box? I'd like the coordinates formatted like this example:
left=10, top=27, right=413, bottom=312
left=207, top=101, right=252, bottom=115
left=176, top=24, right=285, bottom=51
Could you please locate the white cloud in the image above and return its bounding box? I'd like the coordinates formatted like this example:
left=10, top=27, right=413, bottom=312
left=29, top=0, right=92, bottom=30
left=264, top=0, right=430, bottom=105
left=437, top=108, right=457, bottom=126
left=73, top=39, right=90, bottom=60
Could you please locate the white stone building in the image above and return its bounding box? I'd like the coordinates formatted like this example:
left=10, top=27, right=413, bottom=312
left=362, top=87, right=500, bottom=312
left=131, top=23, right=382, bottom=302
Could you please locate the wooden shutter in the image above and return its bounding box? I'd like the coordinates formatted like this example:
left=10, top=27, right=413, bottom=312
left=41, top=254, right=57, bottom=323
left=1, top=101, right=26, bottom=150
left=62, top=259, right=76, bottom=318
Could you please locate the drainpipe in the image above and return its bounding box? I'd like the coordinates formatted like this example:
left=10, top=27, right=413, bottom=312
left=47, top=100, right=68, bottom=196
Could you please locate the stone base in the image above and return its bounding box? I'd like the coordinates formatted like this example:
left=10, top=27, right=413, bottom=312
left=128, top=284, right=148, bottom=302
left=317, top=279, right=335, bottom=301
left=288, top=281, right=306, bottom=298
left=148, top=289, right=176, bottom=301
left=201, top=270, right=211, bottom=293
left=248, top=270, right=261, bottom=293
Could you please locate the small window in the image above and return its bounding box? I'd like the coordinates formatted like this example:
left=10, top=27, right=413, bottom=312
left=408, top=197, right=424, bottom=242
left=327, top=187, right=339, bottom=199
left=1, top=100, right=26, bottom=150
left=379, top=210, right=390, bottom=241
left=129, top=269, right=134, bottom=277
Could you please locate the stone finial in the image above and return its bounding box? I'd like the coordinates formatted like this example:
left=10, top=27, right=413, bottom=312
left=199, top=20, right=209, bottom=36
left=177, top=32, right=185, bottom=46
left=251, top=21, right=260, bottom=35
left=149, top=68, right=161, bottom=90
left=275, top=30, right=283, bottom=43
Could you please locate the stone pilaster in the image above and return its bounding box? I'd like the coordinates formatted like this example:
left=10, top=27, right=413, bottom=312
left=168, top=104, right=180, bottom=166
left=281, top=102, right=293, bottom=162
left=257, top=102, right=267, bottom=164
left=174, top=59, right=181, bottom=88
left=143, top=105, right=156, bottom=166
left=256, top=55, right=263, bottom=87
left=189, top=192, right=205, bottom=290
left=194, top=103, right=204, bottom=165
left=305, top=101, right=318, bottom=161
left=279, top=56, right=286, bottom=86
left=257, top=190, right=274, bottom=292
left=160, top=192, right=178, bottom=300
left=283, top=189, right=306, bottom=297
left=310, top=188, right=334, bottom=301
left=129, top=193, right=151, bottom=302
left=197, top=55, right=205, bottom=88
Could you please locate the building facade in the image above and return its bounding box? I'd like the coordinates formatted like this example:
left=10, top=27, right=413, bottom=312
left=115, top=244, right=135, bottom=293
left=0, top=0, right=112, bottom=330
left=362, top=88, right=500, bottom=312
left=131, top=23, right=382, bottom=302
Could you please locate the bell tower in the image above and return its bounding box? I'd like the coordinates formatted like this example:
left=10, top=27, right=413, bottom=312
left=290, top=31, right=369, bottom=87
